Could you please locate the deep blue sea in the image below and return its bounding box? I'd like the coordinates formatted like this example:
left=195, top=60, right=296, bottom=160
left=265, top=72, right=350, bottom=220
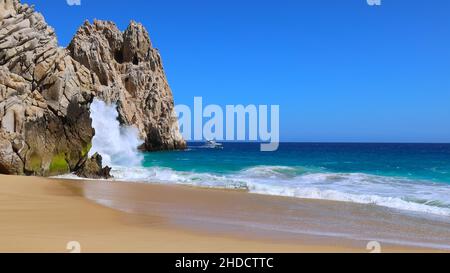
left=96, top=142, right=450, bottom=217
left=144, top=143, right=450, bottom=183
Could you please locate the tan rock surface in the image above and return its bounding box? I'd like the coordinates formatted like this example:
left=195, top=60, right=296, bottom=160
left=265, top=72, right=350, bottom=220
left=0, top=0, right=185, bottom=176
left=69, top=20, right=185, bottom=151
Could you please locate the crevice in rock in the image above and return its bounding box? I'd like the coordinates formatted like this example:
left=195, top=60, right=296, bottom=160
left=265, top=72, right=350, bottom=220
left=114, top=50, right=123, bottom=64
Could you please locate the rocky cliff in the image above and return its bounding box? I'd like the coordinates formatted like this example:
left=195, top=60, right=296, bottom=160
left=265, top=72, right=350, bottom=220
left=68, top=20, right=185, bottom=151
left=0, top=0, right=185, bottom=176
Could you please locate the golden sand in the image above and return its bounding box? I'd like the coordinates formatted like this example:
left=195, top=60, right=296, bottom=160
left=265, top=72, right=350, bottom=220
left=0, top=175, right=446, bottom=253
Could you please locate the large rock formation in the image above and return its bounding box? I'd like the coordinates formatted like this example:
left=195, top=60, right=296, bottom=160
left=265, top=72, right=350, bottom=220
left=68, top=20, right=185, bottom=151
left=0, top=0, right=95, bottom=176
left=0, top=0, right=185, bottom=176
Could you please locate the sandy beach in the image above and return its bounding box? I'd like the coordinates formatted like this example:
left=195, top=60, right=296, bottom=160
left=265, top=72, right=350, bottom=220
left=0, top=175, right=449, bottom=253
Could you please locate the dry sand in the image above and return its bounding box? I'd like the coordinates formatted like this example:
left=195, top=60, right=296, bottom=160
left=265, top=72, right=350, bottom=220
left=0, top=175, right=448, bottom=253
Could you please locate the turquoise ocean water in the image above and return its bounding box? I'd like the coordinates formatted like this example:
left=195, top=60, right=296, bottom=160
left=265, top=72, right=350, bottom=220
left=103, top=142, right=450, bottom=217
left=143, top=143, right=450, bottom=183
left=71, top=100, right=450, bottom=221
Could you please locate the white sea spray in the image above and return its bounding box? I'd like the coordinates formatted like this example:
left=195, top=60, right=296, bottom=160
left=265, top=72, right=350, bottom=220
left=89, top=99, right=144, bottom=167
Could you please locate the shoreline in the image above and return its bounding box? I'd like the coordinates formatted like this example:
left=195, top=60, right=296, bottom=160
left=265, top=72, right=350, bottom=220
left=0, top=175, right=449, bottom=253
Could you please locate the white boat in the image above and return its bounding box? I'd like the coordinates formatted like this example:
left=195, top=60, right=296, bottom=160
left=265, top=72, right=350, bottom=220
left=204, top=140, right=223, bottom=149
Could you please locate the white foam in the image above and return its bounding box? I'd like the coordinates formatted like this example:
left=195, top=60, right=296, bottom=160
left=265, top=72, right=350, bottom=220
left=246, top=180, right=450, bottom=216
left=240, top=169, right=450, bottom=216
left=110, top=165, right=248, bottom=189
left=240, top=165, right=300, bottom=178
left=56, top=163, right=450, bottom=217
left=89, top=99, right=144, bottom=167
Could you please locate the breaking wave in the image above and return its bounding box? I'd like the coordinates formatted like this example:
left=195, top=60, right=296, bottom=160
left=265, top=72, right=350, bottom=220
left=58, top=165, right=450, bottom=217
left=88, top=99, right=144, bottom=167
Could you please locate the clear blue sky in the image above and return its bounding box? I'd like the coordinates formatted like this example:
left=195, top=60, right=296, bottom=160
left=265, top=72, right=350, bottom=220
left=23, top=0, right=450, bottom=142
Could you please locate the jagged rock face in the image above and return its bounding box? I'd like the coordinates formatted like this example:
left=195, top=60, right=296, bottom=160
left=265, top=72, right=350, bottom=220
left=0, top=0, right=186, bottom=176
left=0, top=0, right=95, bottom=176
left=68, top=20, right=186, bottom=151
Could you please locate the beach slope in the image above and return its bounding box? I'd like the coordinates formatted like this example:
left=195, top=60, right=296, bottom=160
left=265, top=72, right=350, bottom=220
left=0, top=175, right=447, bottom=253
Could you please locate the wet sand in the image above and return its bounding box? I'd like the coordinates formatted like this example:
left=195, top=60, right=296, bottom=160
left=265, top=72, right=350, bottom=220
left=0, top=175, right=449, bottom=253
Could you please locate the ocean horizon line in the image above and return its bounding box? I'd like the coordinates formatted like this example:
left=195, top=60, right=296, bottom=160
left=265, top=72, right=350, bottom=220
left=185, top=141, right=450, bottom=145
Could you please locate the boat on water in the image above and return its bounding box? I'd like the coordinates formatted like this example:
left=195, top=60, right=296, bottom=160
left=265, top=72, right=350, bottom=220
left=204, top=140, right=224, bottom=149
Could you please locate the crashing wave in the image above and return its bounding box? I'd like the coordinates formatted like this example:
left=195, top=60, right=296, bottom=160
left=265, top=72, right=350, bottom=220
left=55, top=164, right=450, bottom=217
left=89, top=99, right=144, bottom=167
